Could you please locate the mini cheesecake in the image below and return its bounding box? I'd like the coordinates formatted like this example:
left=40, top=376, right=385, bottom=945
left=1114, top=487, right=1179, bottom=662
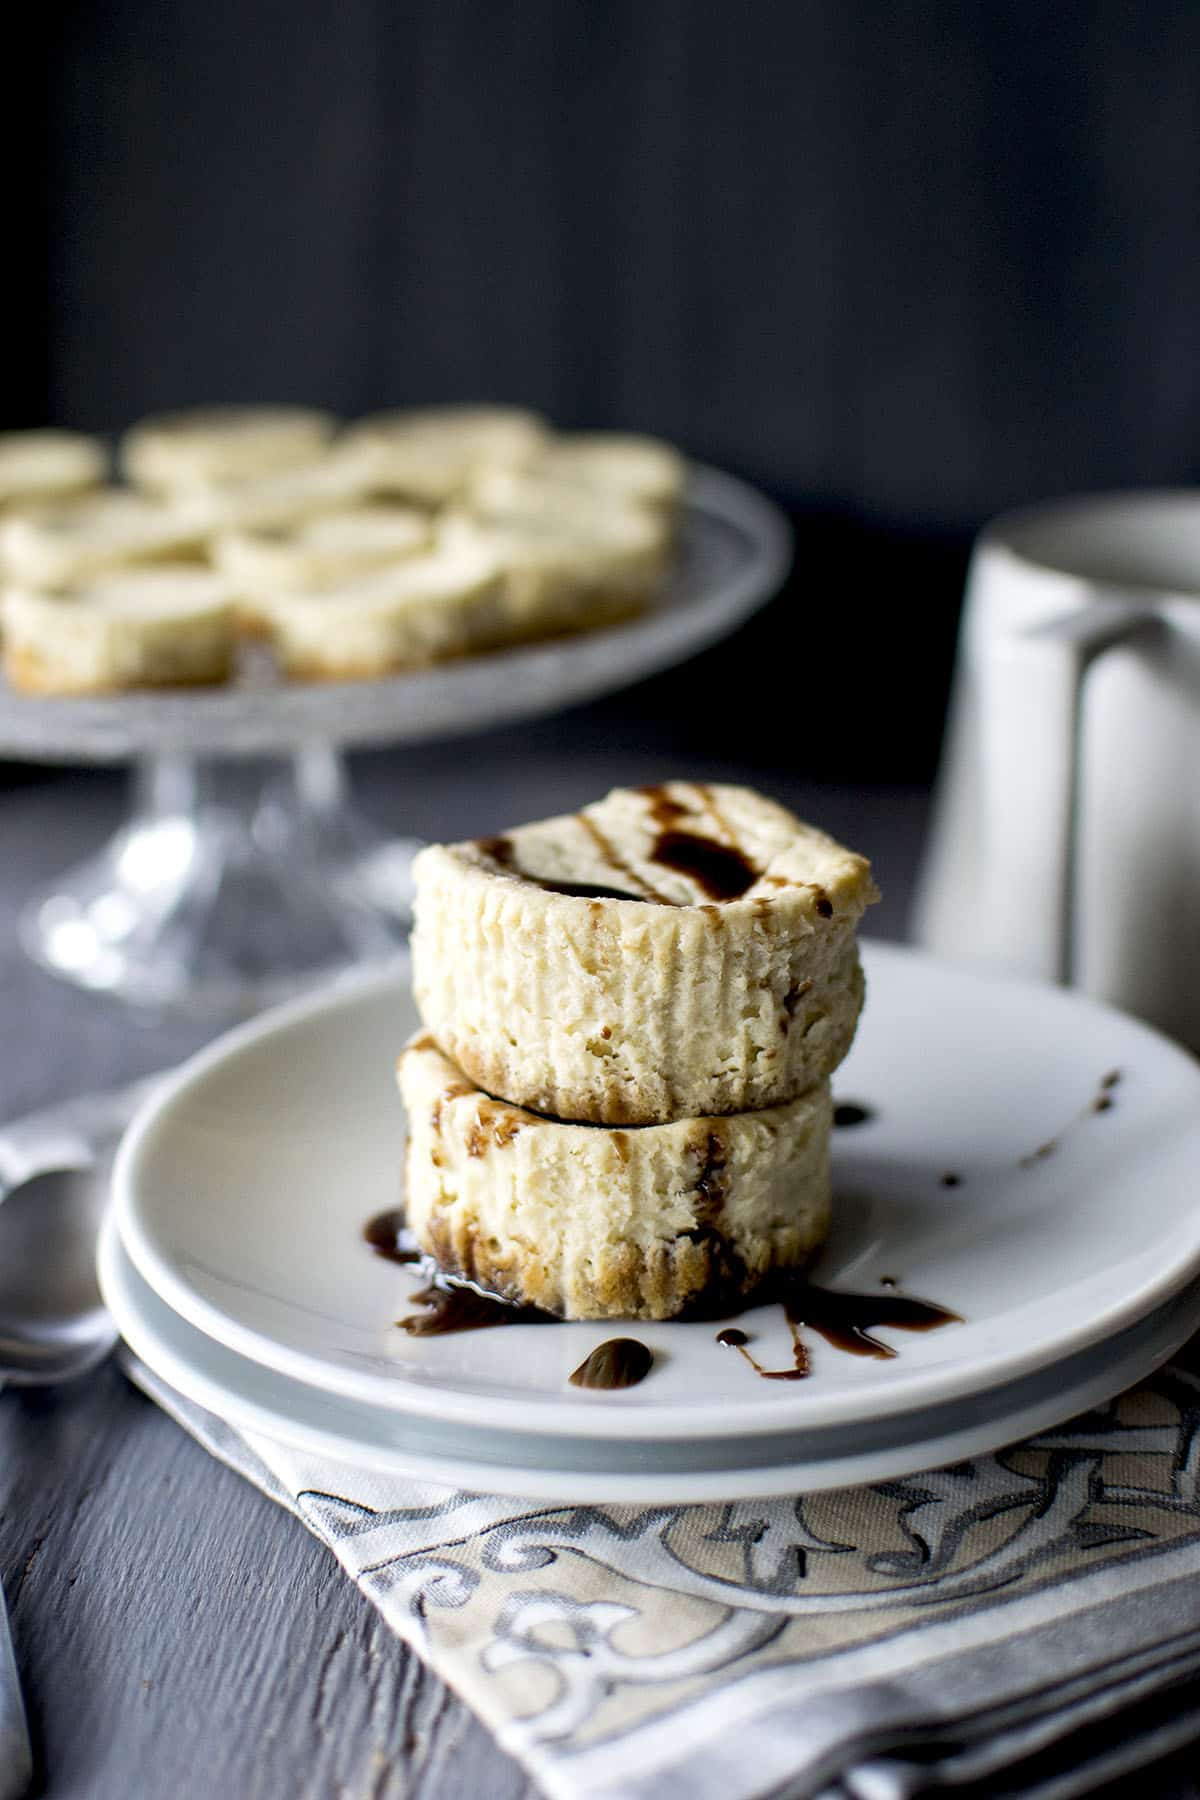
left=0, top=490, right=208, bottom=587
left=339, top=406, right=548, bottom=506
left=176, top=444, right=383, bottom=537
left=3, top=566, right=235, bottom=695
left=121, top=405, right=336, bottom=492
left=213, top=505, right=431, bottom=633
left=437, top=507, right=669, bottom=640
left=397, top=1034, right=831, bottom=1320
left=411, top=781, right=878, bottom=1124
left=488, top=432, right=687, bottom=518
left=259, top=541, right=507, bottom=679
left=0, top=430, right=107, bottom=510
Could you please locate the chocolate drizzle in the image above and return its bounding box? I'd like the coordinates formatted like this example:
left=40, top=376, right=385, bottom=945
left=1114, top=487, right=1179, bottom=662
left=399, top=1283, right=555, bottom=1336
left=650, top=831, right=759, bottom=901
left=637, top=783, right=689, bottom=828
left=714, top=1275, right=959, bottom=1379
left=1020, top=1069, right=1123, bottom=1168
left=363, top=1202, right=959, bottom=1385
left=637, top=782, right=762, bottom=900
left=363, top=1209, right=423, bottom=1266
left=478, top=829, right=643, bottom=900
left=365, top=1209, right=555, bottom=1329
left=784, top=1280, right=959, bottom=1359
left=716, top=1322, right=808, bottom=1380
left=577, top=812, right=664, bottom=900
left=532, top=879, right=651, bottom=902
left=471, top=783, right=773, bottom=908
left=694, top=1131, right=729, bottom=1219
left=833, top=1101, right=875, bottom=1128
left=569, top=1338, right=654, bottom=1389
left=476, top=834, right=515, bottom=867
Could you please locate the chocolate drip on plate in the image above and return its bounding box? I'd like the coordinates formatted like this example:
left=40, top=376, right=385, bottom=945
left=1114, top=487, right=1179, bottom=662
left=363, top=1208, right=422, bottom=1265
left=569, top=1338, right=654, bottom=1389
left=782, top=1279, right=959, bottom=1360
left=363, top=1205, right=958, bottom=1385
left=715, top=1322, right=809, bottom=1380
left=399, top=1283, right=556, bottom=1336
left=833, top=1101, right=875, bottom=1128
left=1019, top=1069, right=1123, bottom=1167
left=715, top=1274, right=959, bottom=1379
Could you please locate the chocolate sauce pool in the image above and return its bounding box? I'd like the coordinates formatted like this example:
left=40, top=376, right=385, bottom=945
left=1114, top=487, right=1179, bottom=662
left=362, top=1210, right=959, bottom=1385
left=399, top=1283, right=554, bottom=1336
left=569, top=1338, right=654, bottom=1389
left=832, top=1102, right=875, bottom=1128
left=362, top=1208, right=422, bottom=1265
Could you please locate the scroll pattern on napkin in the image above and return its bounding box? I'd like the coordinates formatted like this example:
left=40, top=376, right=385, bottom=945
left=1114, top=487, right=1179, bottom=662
left=286, top=1364, right=1200, bottom=1779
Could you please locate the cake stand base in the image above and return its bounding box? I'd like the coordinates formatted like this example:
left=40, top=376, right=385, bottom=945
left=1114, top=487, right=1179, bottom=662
left=20, top=749, right=416, bottom=1018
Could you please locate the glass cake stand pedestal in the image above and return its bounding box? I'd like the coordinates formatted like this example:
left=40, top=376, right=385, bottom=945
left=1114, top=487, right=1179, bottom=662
left=0, top=467, right=791, bottom=1018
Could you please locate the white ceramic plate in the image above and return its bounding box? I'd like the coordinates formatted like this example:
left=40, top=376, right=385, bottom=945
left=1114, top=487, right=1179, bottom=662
left=113, top=942, right=1200, bottom=1441
left=99, top=1212, right=1200, bottom=1503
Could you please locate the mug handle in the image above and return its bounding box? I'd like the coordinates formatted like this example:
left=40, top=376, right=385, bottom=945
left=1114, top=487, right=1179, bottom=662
left=985, top=599, right=1159, bottom=984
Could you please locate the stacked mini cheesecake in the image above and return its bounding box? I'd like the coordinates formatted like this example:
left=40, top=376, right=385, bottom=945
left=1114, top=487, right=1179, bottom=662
left=399, top=782, right=879, bottom=1321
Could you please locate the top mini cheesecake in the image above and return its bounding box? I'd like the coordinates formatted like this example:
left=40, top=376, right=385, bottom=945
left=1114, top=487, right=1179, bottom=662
left=411, top=782, right=878, bottom=1124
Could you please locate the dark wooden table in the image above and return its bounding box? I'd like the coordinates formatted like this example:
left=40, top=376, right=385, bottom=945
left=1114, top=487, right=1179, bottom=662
left=1, top=723, right=1193, bottom=1798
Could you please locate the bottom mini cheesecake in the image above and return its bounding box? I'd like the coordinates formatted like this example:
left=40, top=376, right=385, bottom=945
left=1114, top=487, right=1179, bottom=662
left=396, top=1035, right=831, bottom=1321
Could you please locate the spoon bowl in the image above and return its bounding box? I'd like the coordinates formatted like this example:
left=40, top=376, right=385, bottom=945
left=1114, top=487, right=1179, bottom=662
left=0, top=1164, right=119, bottom=1384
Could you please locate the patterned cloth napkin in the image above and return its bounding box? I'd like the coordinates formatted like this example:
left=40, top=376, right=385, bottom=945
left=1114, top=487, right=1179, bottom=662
left=125, top=1346, right=1200, bottom=1800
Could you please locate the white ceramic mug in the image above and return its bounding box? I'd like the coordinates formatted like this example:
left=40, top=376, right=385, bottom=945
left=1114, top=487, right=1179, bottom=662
left=913, top=491, right=1200, bottom=1051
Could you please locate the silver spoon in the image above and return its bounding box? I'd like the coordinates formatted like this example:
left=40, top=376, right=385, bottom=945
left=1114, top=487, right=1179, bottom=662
left=0, top=1163, right=118, bottom=1386
left=0, top=1160, right=119, bottom=1799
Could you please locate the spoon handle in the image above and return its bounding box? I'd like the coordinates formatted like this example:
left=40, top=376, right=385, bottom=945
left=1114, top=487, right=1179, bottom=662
left=0, top=1073, right=166, bottom=1198
left=0, top=1582, right=31, bottom=1800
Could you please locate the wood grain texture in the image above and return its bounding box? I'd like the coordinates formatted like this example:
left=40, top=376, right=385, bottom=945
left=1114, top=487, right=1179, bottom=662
left=0, top=1369, right=535, bottom=1799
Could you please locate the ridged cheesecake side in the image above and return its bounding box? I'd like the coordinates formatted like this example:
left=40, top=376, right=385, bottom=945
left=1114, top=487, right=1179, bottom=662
left=411, top=781, right=877, bottom=1124
left=397, top=1035, right=831, bottom=1320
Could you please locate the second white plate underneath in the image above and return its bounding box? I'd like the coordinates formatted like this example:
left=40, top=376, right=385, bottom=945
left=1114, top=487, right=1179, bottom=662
left=100, top=1213, right=1200, bottom=1504
left=111, top=942, right=1200, bottom=1441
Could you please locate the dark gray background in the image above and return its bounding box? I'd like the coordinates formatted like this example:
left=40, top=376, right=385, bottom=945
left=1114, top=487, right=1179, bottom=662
left=7, top=0, right=1200, bottom=783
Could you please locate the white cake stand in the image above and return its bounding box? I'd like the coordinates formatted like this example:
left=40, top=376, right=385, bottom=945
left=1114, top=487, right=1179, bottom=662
left=0, top=466, right=791, bottom=1015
